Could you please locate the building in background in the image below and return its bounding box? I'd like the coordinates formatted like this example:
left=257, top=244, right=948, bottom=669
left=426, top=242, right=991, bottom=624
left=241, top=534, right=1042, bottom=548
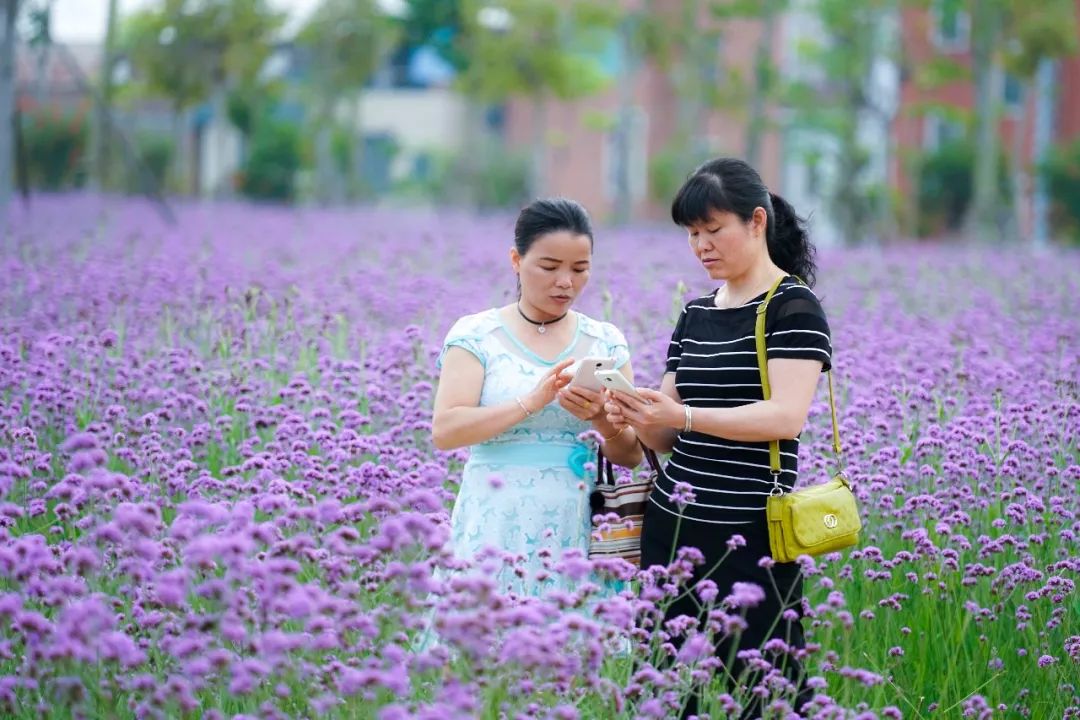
left=16, top=0, right=1080, bottom=235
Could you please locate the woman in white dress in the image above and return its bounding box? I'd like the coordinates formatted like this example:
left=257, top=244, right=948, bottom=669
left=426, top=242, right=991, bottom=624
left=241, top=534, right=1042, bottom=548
left=432, top=198, right=643, bottom=596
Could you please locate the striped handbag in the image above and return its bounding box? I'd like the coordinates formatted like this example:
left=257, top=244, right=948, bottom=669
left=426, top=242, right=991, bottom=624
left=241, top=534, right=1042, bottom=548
left=587, top=444, right=660, bottom=567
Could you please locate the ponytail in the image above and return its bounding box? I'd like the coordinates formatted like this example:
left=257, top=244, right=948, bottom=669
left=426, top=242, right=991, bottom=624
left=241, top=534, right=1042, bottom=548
left=767, top=191, right=817, bottom=287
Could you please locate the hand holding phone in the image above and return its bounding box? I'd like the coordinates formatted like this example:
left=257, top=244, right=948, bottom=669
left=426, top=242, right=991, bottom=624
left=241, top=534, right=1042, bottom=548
left=594, top=369, right=646, bottom=402
left=562, top=357, right=615, bottom=392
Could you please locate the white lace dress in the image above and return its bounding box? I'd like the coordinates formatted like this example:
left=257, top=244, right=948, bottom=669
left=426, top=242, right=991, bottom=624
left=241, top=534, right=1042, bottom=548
left=437, top=309, right=631, bottom=596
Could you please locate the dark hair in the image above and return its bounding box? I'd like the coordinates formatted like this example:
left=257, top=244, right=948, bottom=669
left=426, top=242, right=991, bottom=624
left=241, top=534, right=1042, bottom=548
left=514, top=197, right=594, bottom=256
left=670, top=157, right=817, bottom=287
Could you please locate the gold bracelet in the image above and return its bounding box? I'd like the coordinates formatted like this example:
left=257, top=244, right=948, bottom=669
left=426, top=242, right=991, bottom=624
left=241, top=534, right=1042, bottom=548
left=601, top=426, right=626, bottom=442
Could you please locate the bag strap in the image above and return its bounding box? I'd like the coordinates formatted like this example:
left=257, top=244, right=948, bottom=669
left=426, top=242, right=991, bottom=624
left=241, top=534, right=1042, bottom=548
left=596, top=441, right=662, bottom=486
left=595, top=444, right=616, bottom=486
left=754, top=276, right=844, bottom=494
left=641, top=442, right=662, bottom=476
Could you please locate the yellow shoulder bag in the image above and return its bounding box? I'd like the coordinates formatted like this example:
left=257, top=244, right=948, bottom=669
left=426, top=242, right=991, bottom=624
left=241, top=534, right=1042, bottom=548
left=757, top=277, right=862, bottom=563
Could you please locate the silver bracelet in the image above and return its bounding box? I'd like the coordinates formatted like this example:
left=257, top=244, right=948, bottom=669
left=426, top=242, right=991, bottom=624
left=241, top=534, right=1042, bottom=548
left=683, top=404, right=693, bottom=433
left=516, top=396, right=533, bottom=417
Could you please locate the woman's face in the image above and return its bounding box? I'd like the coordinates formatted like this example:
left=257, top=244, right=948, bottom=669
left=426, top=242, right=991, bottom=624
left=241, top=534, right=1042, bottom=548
left=511, top=230, right=592, bottom=319
left=685, top=207, right=767, bottom=281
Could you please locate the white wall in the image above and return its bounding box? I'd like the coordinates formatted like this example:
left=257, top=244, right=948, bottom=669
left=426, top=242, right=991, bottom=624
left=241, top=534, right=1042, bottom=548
left=199, top=117, right=242, bottom=197
left=357, top=88, right=466, bottom=150
left=343, top=88, right=468, bottom=180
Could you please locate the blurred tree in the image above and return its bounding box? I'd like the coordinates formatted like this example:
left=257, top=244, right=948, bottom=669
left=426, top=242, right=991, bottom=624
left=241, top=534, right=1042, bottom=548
left=297, top=0, right=400, bottom=203
left=90, top=0, right=118, bottom=190
left=0, top=0, right=19, bottom=220
left=239, top=116, right=299, bottom=201
left=1040, top=137, right=1080, bottom=243
left=669, top=0, right=721, bottom=183
left=611, top=0, right=674, bottom=223
left=710, top=0, right=787, bottom=170
left=744, top=0, right=781, bottom=170
left=785, top=0, right=897, bottom=245
left=997, top=0, right=1078, bottom=242
left=964, top=0, right=1004, bottom=241
left=121, top=0, right=285, bottom=193
left=958, top=0, right=1077, bottom=242
left=457, top=0, right=615, bottom=200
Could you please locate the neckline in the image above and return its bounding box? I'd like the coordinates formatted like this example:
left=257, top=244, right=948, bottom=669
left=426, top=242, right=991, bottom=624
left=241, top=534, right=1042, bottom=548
left=713, top=275, right=792, bottom=309
left=496, top=309, right=582, bottom=366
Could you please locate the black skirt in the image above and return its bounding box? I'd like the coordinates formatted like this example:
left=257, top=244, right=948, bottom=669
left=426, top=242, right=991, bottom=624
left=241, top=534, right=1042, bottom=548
left=640, top=498, right=811, bottom=717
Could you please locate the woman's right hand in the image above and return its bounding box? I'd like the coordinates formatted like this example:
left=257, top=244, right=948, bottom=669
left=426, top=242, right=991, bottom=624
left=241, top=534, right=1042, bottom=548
left=604, top=390, right=631, bottom=432
left=520, top=357, right=575, bottom=415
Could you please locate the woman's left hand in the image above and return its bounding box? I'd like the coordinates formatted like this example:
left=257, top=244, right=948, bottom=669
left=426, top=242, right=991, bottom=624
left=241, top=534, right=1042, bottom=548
left=607, top=387, right=683, bottom=434
left=558, top=385, right=606, bottom=422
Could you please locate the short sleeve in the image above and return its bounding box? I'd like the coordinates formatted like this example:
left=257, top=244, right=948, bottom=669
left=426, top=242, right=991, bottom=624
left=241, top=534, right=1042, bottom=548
left=765, top=286, right=832, bottom=371
left=665, top=306, right=689, bottom=374
left=436, top=316, right=487, bottom=370
left=600, top=322, right=631, bottom=369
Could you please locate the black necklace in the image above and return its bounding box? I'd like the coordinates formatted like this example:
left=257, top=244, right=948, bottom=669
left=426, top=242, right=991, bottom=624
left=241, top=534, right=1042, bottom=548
left=517, top=303, right=568, bottom=334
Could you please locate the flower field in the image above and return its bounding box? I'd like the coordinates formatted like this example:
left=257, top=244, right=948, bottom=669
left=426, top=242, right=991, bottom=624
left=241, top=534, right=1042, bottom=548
left=1, top=195, right=1077, bottom=719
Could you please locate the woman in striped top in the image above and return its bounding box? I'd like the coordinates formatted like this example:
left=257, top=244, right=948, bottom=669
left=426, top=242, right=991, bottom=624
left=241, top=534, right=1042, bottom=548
left=605, top=157, right=831, bottom=717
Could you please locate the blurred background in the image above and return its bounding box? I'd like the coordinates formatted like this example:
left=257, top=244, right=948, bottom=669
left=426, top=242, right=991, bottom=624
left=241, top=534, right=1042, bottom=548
left=1, top=0, right=1079, bottom=246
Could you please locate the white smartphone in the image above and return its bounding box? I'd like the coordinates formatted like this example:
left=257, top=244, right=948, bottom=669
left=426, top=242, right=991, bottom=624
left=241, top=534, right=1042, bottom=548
left=563, top=357, right=615, bottom=392
left=594, top=369, right=645, bottom=401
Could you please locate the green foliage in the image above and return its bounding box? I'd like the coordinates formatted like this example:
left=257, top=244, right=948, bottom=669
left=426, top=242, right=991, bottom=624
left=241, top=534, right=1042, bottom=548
left=132, top=132, right=173, bottom=194
left=227, top=83, right=282, bottom=138
left=461, top=151, right=529, bottom=209
left=22, top=106, right=89, bottom=190
left=457, top=0, right=615, bottom=103
left=582, top=110, right=617, bottom=132
left=913, top=56, right=970, bottom=89
left=904, top=101, right=971, bottom=126
left=1003, top=0, right=1079, bottom=77
left=784, top=0, right=896, bottom=244
left=331, top=127, right=354, bottom=177
left=298, top=0, right=401, bottom=105
left=648, top=142, right=691, bottom=207
left=121, top=0, right=285, bottom=112
left=297, top=0, right=401, bottom=203
left=239, top=120, right=301, bottom=202
left=917, top=140, right=1010, bottom=236
left=1039, top=137, right=1080, bottom=243
left=919, top=142, right=976, bottom=234
left=398, top=149, right=529, bottom=209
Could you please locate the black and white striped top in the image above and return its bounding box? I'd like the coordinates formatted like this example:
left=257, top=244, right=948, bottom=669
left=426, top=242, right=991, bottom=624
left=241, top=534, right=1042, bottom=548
left=652, top=277, right=832, bottom=526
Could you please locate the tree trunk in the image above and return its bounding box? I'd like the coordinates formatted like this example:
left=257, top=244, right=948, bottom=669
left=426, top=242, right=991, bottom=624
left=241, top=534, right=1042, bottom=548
left=529, top=95, right=547, bottom=199
left=835, top=118, right=862, bottom=246
left=456, top=98, right=485, bottom=208
left=672, top=0, right=705, bottom=170
left=90, top=0, right=119, bottom=191
left=1008, top=81, right=1029, bottom=243
left=745, top=2, right=776, bottom=169
left=693, top=27, right=719, bottom=162
left=314, top=124, right=334, bottom=205
left=612, top=15, right=638, bottom=225
left=966, top=0, right=1004, bottom=242
left=350, top=93, right=365, bottom=201
left=0, top=0, right=18, bottom=225
left=171, top=107, right=186, bottom=194
left=1031, top=58, right=1056, bottom=249
left=312, top=95, right=342, bottom=206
